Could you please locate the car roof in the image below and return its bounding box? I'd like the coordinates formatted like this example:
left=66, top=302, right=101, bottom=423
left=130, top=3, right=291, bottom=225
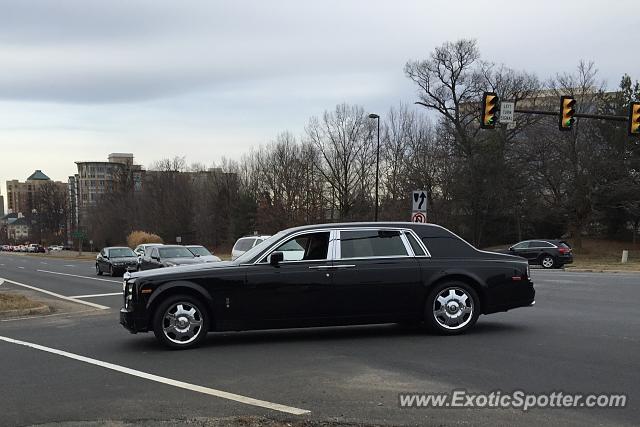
left=105, top=246, right=132, bottom=250
left=274, top=222, right=448, bottom=236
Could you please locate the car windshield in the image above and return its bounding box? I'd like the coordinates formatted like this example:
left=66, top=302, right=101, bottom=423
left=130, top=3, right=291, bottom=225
left=187, top=246, right=211, bottom=256
left=159, top=247, right=194, bottom=258
left=109, top=248, right=135, bottom=258
left=234, top=232, right=286, bottom=264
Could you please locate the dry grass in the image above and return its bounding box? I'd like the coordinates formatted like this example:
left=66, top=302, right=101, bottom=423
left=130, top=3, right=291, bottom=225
left=126, top=231, right=164, bottom=248
left=0, top=293, right=43, bottom=311
left=564, top=238, right=640, bottom=271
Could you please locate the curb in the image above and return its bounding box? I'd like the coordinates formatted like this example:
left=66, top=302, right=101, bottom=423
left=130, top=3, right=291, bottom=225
left=0, top=304, right=51, bottom=318
left=564, top=268, right=640, bottom=274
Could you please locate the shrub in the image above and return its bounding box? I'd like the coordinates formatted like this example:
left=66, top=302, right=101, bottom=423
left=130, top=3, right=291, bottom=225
left=127, top=231, right=164, bottom=248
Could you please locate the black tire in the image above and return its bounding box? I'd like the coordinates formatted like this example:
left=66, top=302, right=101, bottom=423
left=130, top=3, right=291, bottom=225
left=424, top=281, right=480, bottom=335
left=540, top=254, right=555, bottom=269
left=153, top=294, right=210, bottom=349
left=96, top=264, right=103, bottom=276
left=109, top=265, right=114, bottom=276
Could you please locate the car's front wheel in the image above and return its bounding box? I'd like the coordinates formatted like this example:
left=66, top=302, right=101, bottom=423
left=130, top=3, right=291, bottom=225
left=96, top=264, right=102, bottom=276
left=540, top=254, right=555, bottom=269
left=153, top=295, right=209, bottom=349
left=425, top=282, right=479, bottom=334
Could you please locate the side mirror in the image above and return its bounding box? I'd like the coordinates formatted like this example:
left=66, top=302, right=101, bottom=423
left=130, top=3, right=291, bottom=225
left=508, top=247, right=514, bottom=251
left=270, top=251, right=284, bottom=266
left=152, top=256, right=160, bottom=261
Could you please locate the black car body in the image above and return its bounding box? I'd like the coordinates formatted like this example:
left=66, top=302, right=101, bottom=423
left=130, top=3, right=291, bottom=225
left=138, top=245, right=203, bottom=271
left=96, top=247, right=138, bottom=276
left=499, top=239, right=573, bottom=269
left=120, top=222, right=535, bottom=349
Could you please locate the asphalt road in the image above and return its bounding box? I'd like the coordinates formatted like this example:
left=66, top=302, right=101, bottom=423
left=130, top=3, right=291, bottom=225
left=0, top=252, right=638, bottom=427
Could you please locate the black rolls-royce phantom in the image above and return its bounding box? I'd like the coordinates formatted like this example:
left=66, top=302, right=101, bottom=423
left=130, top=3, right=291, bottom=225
left=120, top=222, right=535, bottom=349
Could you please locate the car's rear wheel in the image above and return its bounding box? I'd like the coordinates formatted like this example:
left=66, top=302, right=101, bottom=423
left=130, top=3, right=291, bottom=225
left=153, top=295, right=209, bottom=349
left=540, top=254, right=555, bottom=269
left=425, top=282, right=479, bottom=334
left=96, top=264, right=102, bottom=276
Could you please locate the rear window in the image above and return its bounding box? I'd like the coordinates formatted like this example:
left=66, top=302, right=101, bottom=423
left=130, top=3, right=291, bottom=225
left=234, top=238, right=255, bottom=252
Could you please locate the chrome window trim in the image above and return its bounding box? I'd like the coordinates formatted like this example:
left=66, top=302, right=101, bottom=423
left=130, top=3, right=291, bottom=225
left=402, top=228, right=432, bottom=258
left=253, top=229, right=335, bottom=265
left=527, top=240, right=557, bottom=249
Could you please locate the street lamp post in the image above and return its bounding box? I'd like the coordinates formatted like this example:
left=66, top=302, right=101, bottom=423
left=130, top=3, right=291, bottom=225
left=368, top=113, right=380, bottom=221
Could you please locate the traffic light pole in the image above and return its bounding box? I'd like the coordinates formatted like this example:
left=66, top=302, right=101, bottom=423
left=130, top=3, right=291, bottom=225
left=514, top=108, right=628, bottom=122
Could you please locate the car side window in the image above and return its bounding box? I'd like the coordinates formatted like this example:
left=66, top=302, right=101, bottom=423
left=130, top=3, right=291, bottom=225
left=405, top=232, right=426, bottom=256
left=340, top=230, right=408, bottom=258
left=512, top=241, right=529, bottom=249
left=267, top=232, right=330, bottom=262
left=151, top=248, right=159, bottom=258
left=531, top=241, right=553, bottom=248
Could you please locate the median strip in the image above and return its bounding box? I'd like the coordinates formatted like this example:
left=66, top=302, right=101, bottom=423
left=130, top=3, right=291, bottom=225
left=0, top=335, right=310, bottom=415
left=0, top=277, right=109, bottom=310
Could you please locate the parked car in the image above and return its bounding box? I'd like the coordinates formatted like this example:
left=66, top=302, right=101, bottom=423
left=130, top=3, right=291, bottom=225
left=497, top=239, right=573, bottom=269
left=138, top=245, right=204, bottom=271
left=231, top=235, right=270, bottom=260
left=185, top=245, right=221, bottom=262
left=133, top=243, right=164, bottom=268
left=121, top=222, right=535, bottom=349
left=96, top=246, right=139, bottom=276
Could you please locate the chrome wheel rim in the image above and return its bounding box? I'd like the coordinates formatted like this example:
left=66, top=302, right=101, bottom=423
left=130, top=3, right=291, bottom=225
left=433, top=287, right=474, bottom=330
left=542, top=256, right=554, bottom=268
left=162, top=302, right=203, bottom=345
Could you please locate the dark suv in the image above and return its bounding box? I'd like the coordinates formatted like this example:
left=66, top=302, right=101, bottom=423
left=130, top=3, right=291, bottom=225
left=503, top=239, right=573, bottom=269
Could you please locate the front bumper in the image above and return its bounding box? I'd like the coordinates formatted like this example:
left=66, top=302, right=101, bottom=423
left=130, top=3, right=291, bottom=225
left=120, top=308, right=149, bottom=334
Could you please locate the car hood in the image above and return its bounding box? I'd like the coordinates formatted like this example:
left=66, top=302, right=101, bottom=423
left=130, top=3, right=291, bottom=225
left=131, top=260, right=237, bottom=279
left=163, top=257, right=204, bottom=265
left=196, top=255, right=222, bottom=262
left=110, top=257, right=138, bottom=263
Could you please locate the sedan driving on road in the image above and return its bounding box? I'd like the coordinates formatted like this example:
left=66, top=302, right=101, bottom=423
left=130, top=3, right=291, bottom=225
left=499, top=239, right=573, bottom=269
left=96, top=247, right=138, bottom=276
left=138, top=245, right=204, bottom=271
left=121, top=222, right=535, bottom=349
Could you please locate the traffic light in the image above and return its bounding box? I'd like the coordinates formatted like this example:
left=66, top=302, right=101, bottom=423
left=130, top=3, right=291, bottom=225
left=629, top=102, right=640, bottom=136
left=559, top=96, right=576, bottom=131
left=481, top=92, right=499, bottom=129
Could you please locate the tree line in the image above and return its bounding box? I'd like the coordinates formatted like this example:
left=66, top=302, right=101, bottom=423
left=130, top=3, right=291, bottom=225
left=86, top=39, right=640, bottom=251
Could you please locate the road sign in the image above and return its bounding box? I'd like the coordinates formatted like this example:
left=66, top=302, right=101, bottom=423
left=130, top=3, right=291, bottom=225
left=500, top=102, right=515, bottom=123
left=176, top=236, right=182, bottom=243
left=411, top=212, right=426, bottom=223
left=412, top=191, right=427, bottom=212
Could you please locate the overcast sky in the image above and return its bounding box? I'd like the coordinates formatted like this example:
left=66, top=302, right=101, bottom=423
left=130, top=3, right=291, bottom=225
left=1, top=0, right=639, bottom=211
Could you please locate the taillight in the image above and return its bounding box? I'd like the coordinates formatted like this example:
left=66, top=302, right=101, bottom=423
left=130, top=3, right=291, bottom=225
left=558, top=247, right=570, bottom=254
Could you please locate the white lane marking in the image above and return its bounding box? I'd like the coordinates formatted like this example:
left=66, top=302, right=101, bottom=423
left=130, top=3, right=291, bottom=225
left=0, top=335, right=310, bottom=415
left=17, top=266, right=25, bottom=269
left=63, top=265, right=75, bottom=267
left=0, top=277, right=109, bottom=310
left=40, top=262, right=48, bottom=265
left=37, top=269, right=121, bottom=283
left=69, top=292, right=121, bottom=298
